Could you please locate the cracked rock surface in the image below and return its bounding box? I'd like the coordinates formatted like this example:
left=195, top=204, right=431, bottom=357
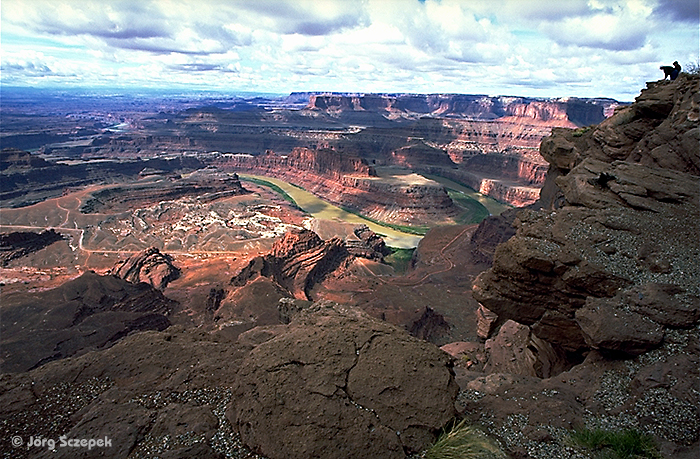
left=230, top=300, right=458, bottom=459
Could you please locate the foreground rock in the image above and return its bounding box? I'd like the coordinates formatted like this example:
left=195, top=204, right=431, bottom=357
left=0, top=326, right=248, bottom=459
left=0, top=271, right=174, bottom=373
left=231, top=301, right=459, bottom=459
left=112, top=247, right=181, bottom=290
left=1, top=301, right=459, bottom=459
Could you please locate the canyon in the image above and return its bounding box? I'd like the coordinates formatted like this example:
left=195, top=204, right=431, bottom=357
left=2, top=76, right=697, bottom=459
left=1, top=89, right=619, bottom=220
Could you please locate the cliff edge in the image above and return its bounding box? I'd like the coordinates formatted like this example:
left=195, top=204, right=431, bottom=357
left=465, top=73, right=698, bottom=457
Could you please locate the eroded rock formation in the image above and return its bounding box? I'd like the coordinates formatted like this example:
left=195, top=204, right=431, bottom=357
left=231, top=228, right=353, bottom=300
left=112, top=247, right=181, bottom=290
left=445, top=75, right=700, bottom=458
left=306, top=93, right=613, bottom=126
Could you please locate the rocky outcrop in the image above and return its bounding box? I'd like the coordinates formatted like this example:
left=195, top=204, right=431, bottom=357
left=231, top=228, right=352, bottom=300
left=482, top=320, right=570, bottom=378
left=346, top=224, right=391, bottom=260
left=0, top=271, right=174, bottom=373
left=80, top=170, right=248, bottom=213
left=469, top=209, right=518, bottom=265
left=0, top=229, right=65, bottom=267
left=112, top=247, right=180, bottom=290
left=473, top=74, right=700, bottom=359
left=230, top=300, right=458, bottom=459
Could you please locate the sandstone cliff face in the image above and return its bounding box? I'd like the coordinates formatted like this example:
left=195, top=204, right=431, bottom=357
left=306, top=93, right=611, bottom=127
left=472, top=74, right=699, bottom=358
left=218, top=147, right=460, bottom=226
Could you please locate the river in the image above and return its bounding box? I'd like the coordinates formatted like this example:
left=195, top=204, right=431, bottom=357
left=239, top=174, right=424, bottom=248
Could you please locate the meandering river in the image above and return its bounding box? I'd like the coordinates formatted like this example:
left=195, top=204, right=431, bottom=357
left=239, top=174, right=424, bottom=248
left=240, top=173, right=509, bottom=248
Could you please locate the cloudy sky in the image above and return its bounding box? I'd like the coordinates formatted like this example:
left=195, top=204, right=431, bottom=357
left=1, top=0, right=697, bottom=100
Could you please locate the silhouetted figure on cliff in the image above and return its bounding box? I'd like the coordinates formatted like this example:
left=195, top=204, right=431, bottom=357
left=660, top=61, right=681, bottom=80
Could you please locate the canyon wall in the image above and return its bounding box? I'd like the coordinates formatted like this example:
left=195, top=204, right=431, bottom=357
left=215, top=147, right=460, bottom=227
left=473, top=73, right=699, bottom=358
left=306, top=93, right=615, bottom=126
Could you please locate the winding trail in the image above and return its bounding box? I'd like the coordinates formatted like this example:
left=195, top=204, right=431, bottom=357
left=354, top=224, right=475, bottom=291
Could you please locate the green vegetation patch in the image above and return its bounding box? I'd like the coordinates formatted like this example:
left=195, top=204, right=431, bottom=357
left=425, top=420, right=508, bottom=459
left=572, top=126, right=593, bottom=137
left=240, top=176, right=300, bottom=208
left=448, top=190, right=490, bottom=224
left=569, top=427, right=661, bottom=459
left=383, top=247, right=415, bottom=274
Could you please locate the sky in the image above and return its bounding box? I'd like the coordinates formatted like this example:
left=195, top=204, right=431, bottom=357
left=1, top=0, right=698, bottom=101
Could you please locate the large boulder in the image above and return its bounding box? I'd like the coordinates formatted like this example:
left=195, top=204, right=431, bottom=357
left=230, top=301, right=458, bottom=459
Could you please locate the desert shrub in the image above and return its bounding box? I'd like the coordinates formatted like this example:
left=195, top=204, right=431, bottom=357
left=572, top=126, right=592, bottom=137
left=569, top=427, right=661, bottom=459
left=424, top=420, right=508, bottom=459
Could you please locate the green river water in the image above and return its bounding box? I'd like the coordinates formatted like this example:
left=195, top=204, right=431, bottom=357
left=239, top=173, right=508, bottom=248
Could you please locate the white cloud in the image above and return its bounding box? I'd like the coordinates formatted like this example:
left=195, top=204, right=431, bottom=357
left=1, top=0, right=697, bottom=99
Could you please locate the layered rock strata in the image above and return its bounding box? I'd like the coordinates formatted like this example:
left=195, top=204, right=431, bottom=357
left=306, top=93, right=613, bottom=126
left=473, top=74, right=699, bottom=358
left=232, top=228, right=360, bottom=300
left=112, top=247, right=181, bottom=290
left=218, top=147, right=460, bottom=226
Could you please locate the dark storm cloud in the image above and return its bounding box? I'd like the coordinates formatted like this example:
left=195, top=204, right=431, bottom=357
left=653, top=0, right=700, bottom=22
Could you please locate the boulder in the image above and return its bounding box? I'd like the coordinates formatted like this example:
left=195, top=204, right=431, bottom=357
left=230, top=301, right=458, bottom=459
left=575, top=297, right=665, bottom=356
left=483, top=320, right=570, bottom=378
